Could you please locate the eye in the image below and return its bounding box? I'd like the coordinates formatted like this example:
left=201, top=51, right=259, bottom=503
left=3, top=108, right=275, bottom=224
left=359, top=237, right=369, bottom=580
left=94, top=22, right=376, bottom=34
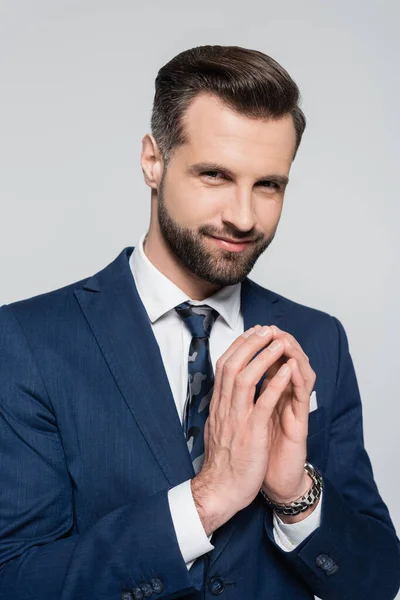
left=201, top=171, right=226, bottom=181
left=199, top=171, right=282, bottom=190
left=259, top=180, right=280, bottom=190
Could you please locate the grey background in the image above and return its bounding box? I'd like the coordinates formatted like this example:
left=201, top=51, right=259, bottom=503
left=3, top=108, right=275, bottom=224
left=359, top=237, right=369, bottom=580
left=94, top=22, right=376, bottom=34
left=0, top=1, right=399, bottom=596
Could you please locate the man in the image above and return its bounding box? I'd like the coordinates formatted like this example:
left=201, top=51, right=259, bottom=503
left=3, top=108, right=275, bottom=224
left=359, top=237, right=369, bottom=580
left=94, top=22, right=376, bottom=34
left=0, top=44, right=399, bottom=600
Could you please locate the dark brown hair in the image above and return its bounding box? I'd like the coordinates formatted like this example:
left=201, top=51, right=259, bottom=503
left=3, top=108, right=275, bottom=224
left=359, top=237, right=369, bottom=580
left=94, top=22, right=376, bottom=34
left=150, top=45, right=306, bottom=166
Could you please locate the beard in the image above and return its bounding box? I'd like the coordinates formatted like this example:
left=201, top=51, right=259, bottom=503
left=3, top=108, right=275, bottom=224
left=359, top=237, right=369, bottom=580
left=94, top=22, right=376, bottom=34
left=157, top=173, right=276, bottom=287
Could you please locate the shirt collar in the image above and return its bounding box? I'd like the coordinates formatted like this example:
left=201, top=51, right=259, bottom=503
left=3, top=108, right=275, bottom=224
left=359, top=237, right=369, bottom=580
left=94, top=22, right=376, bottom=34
left=129, top=232, right=241, bottom=330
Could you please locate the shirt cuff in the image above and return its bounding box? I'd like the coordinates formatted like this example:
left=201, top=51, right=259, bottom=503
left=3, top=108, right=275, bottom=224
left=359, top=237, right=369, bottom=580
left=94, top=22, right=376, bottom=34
left=272, top=490, right=323, bottom=552
left=168, top=479, right=215, bottom=570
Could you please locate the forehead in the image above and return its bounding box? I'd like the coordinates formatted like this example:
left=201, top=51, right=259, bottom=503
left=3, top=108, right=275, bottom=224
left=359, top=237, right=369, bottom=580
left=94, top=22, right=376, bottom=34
left=178, top=92, right=297, bottom=170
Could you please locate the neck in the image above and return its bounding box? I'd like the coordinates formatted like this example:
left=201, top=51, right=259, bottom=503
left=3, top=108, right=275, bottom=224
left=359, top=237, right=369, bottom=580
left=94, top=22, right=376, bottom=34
left=143, top=227, right=221, bottom=302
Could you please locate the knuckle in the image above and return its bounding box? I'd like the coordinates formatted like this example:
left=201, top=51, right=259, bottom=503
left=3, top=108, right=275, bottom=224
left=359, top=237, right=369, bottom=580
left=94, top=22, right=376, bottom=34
left=281, top=333, right=293, bottom=347
left=222, top=360, right=237, bottom=378
left=233, top=372, right=250, bottom=392
left=243, top=336, right=257, bottom=349
left=215, top=358, right=224, bottom=376
left=214, top=365, right=223, bottom=388
left=219, top=390, right=231, bottom=407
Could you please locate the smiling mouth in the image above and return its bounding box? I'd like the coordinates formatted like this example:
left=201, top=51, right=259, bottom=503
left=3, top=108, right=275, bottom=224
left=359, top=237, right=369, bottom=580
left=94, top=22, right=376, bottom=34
left=207, top=235, right=255, bottom=253
left=213, top=235, right=254, bottom=244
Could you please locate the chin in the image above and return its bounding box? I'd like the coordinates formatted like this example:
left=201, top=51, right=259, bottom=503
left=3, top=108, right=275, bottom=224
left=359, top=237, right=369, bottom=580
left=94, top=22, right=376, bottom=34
left=200, top=261, right=250, bottom=286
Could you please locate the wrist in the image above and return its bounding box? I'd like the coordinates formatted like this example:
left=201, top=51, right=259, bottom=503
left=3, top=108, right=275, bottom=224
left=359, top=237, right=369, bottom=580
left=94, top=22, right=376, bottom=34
left=191, top=475, right=231, bottom=536
left=261, top=462, right=323, bottom=518
left=263, top=472, right=312, bottom=505
left=277, top=494, right=320, bottom=524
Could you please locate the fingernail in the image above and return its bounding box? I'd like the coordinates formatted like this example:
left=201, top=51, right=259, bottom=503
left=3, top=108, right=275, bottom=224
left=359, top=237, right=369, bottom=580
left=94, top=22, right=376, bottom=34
left=256, top=326, right=271, bottom=337
left=278, top=364, right=289, bottom=377
left=243, top=327, right=255, bottom=338
left=268, top=340, right=282, bottom=351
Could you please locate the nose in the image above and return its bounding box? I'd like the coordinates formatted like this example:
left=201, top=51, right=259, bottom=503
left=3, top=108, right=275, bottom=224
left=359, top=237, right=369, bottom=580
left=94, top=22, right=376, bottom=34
left=220, top=188, right=257, bottom=233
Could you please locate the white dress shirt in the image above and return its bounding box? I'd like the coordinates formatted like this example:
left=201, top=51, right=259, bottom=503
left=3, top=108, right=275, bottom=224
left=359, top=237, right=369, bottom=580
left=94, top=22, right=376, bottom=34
left=129, top=232, right=322, bottom=568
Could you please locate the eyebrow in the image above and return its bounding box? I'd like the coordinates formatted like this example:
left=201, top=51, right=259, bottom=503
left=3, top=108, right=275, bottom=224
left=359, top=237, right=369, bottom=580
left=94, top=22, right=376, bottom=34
left=188, top=161, right=289, bottom=187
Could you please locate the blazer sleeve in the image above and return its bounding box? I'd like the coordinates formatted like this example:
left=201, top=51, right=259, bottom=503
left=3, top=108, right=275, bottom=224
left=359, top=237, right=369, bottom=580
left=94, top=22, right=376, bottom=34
left=0, top=305, right=204, bottom=600
left=264, top=315, right=400, bottom=600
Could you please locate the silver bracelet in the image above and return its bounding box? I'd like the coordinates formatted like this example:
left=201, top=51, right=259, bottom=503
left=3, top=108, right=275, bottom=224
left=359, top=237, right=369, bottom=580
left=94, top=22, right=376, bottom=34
left=260, top=462, right=323, bottom=516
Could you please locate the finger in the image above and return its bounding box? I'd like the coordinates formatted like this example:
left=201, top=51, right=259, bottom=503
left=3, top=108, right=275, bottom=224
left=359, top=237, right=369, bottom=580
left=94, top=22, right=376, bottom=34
left=252, top=361, right=293, bottom=422
left=286, top=358, right=311, bottom=423
left=269, top=326, right=316, bottom=395
left=217, top=326, right=276, bottom=414
left=212, top=325, right=261, bottom=400
left=230, top=339, right=292, bottom=413
left=270, top=325, right=310, bottom=367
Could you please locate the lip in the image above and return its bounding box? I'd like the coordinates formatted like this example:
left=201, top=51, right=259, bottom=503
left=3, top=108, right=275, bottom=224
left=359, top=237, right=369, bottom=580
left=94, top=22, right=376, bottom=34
left=209, top=235, right=253, bottom=253
left=215, top=236, right=254, bottom=243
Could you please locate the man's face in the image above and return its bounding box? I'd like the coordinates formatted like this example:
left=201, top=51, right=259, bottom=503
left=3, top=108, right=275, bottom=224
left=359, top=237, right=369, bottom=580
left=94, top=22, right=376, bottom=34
left=156, top=93, right=297, bottom=286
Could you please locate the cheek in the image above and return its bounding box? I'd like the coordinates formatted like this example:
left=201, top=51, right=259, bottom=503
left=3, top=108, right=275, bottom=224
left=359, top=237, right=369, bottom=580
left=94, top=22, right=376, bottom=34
left=255, top=198, right=284, bottom=226
left=165, top=180, right=224, bottom=227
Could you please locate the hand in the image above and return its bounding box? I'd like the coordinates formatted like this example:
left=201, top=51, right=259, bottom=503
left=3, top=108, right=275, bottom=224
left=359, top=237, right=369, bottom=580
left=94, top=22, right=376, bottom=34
left=191, top=324, right=315, bottom=536
left=259, top=325, right=316, bottom=506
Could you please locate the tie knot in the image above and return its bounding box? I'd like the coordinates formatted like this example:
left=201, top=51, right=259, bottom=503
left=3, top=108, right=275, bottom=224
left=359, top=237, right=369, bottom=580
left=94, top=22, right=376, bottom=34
left=174, top=302, right=219, bottom=338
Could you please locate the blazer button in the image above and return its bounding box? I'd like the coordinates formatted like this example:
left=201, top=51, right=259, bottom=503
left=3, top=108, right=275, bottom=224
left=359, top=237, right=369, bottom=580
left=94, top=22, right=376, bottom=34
left=131, top=588, right=144, bottom=600
left=208, top=576, right=225, bottom=595
left=150, top=578, right=164, bottom=594
left=120, top=593, right=134, bottom=600
left=316, top=554, right=333, bottom=570
left=316, top=554, right=338, bottom=575
left=140, top=583, right=153, bottom=598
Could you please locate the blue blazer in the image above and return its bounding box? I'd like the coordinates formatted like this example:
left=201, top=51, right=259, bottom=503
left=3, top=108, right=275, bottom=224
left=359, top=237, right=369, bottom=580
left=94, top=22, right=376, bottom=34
left=0, top=247, right=399, bottom=600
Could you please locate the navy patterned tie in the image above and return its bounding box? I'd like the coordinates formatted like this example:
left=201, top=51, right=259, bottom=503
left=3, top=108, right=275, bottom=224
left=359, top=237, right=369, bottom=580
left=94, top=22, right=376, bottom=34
left=174, top=302, right=219, bottom=475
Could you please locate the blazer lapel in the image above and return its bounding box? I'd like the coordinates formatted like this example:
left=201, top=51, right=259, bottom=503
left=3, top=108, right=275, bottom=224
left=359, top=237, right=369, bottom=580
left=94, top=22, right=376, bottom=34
left=208, top=276, right=286, bottom=568
left=74, top=247, right=195, bottom=489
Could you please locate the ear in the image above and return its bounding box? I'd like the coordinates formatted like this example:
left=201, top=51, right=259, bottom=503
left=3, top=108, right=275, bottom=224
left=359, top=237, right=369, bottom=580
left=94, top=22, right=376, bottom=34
left=141, top=133, right=164, bottom=190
